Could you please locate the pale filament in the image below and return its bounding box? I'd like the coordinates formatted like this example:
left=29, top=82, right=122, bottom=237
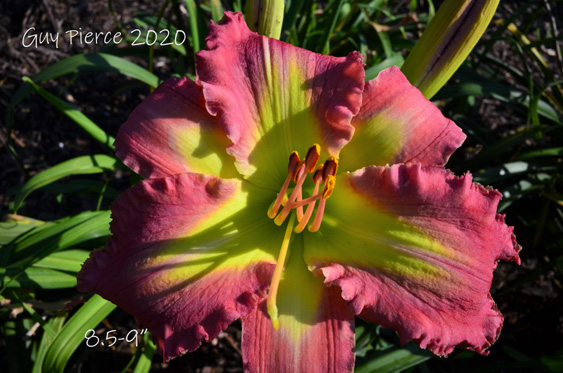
left=295, top=188, right=304, bottom=221
left=274, top=163, right=307, bottom=225
left=308, top=198, right=326, bottom=233
left=268, top=152, right=299, bottom=219
left=294, top=177, right=321, bottom=233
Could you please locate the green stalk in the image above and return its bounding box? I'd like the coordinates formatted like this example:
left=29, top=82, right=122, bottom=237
left=402, top=0, right=500, bottom=99
left=246, top=0, right=285, bottom=39
left=184, top=0, right=201, bottom=52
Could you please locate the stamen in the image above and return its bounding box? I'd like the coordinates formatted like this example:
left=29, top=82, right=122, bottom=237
left=308, top=198, right=326, bottom=233
left=291, top=192, right=322, bottom=208
left=308, top=175, right=335, bottom=232
left=295, top=145, right=320, bottom=222
left=321, top=174, right=336, bottom=199
left=295, top=188, right=304, bottom=221
left=269, top=147, right=335, bottom=234
left=274, top=145, right=320, bottom=225
left=288, top=151, right=301, bottom=172
left=305, top=144, right=321, bottom=173
left=267, top=213, right=296, bottom=330
left=294, top=178, right=321, bottom=233
left=267, top=152, right=300, bottom=219
left=323, top=156, right=339, bottom=179
left=313, top=164, right=325, bottom=184
left=274, top=162, right=307, bottom=225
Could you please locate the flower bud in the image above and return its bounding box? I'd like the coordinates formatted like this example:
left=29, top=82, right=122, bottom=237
left=245, top=0, right=285, bottom=39
left=402, top=0, right=499, bottom=99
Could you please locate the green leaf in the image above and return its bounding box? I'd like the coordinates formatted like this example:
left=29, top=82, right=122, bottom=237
left=3, top=210, right=110, bottom=270
left=133, top=336, right=156, bottom=373
left=43, top=295, right=116, bottom=372
left=355, top=344, right=432, bottom=373
left=10, top=53, right=158, bottom=110
left=0, top=215, right=45, bottom=246
left=22, top=77, right=115, bottom=150
left=13, top=154, right=120, bottom=213
left=0, top=267, right=77, bottom=289
left=33, top=315, right=67, bottom=373
left=209, top=0, right=224, bottom=22
left=184, top=0, right=203, bottom=53
left=317, top=0, right=345, bottom=54
left=365, top=54, right=404, bottom=81
left=33, top=250, right=90, bottom=273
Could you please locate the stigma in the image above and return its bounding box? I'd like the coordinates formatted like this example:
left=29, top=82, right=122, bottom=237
left=267, top=144, right=338, bottom=233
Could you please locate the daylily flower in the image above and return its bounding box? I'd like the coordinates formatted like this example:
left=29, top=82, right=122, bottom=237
left=78, top=12, right=521, bottom=372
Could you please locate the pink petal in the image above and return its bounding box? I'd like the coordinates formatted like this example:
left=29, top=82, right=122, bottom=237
left=115, top=77, right=237, bottom=179
left=305, top=164, right=521, bottom=356
left=78, top=173, right=280, bottom=360
left=196, top=12, right=364, bottom=186
left=242, top=245, right=355, bottom=372
left=339, top=66, right=466, bottom=172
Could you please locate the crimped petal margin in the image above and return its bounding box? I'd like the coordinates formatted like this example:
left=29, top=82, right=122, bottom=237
left=115, top=77, right=237, bottom=179
left=339, top=67, right=465, bottom=172
left=196, top=12, right=364, bottom=188
left=78, top=173, right=280, bottom=360
left=304, top=164, right=520, bottom=356
left=242, top=240, right=355, bottom=373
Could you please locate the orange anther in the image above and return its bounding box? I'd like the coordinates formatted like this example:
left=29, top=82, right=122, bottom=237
left=288, top=151, right=300, bottom=173
left=313, top=165, right=324, bottom=183
left=305, top=144, right=321, bottom=173
left=322, top=156, right=339, bottom=179
left=322, top=175, right=335, bottom=199
left=292, top=161, right=306, bottom=183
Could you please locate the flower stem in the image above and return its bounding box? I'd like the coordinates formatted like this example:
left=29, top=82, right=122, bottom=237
left=246, top=0, right=285, bottom=40
left=267, top=213, right=296, bottom=330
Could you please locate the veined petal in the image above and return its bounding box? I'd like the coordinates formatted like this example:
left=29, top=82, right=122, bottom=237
left=114, top=77, right=238, bottom=179
left=339, top=67, right=465, bottom=172
left=304, top=164, right=520, bottom=356
left=78, top=173, right=280, bottom=360
left=196, top=12, right=364, bottom=189
left=242, top=238, right=355, bottom=372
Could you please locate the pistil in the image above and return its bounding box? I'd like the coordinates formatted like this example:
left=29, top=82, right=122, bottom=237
left=267, top=213, right=296, bottom=330
left=266, top=147, right=337, bottom=328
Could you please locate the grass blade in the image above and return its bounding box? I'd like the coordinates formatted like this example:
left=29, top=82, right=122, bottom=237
left=185, top=0, right=202, bottom=53
left=13, top=154, right=120, bottom=213
left=317, top=0, right=345, bottom=54
left=210, top=0, right=224, bottom=22
left=355, top=344, right=432, bottom=373
left=3, top=210, right=110, bottom=269
left=0, top=215, right=45, bottom=246
left=22, top=77, right=116, bottom=151
left=42, top=295, right=116, bottom=372
left=1, top=267, right=78, bottom=289
left=10, top=53, right=158, bottom=109
left=133, top=335, right=156, bottom=373
left=32, top=315, right=66, bottom=373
